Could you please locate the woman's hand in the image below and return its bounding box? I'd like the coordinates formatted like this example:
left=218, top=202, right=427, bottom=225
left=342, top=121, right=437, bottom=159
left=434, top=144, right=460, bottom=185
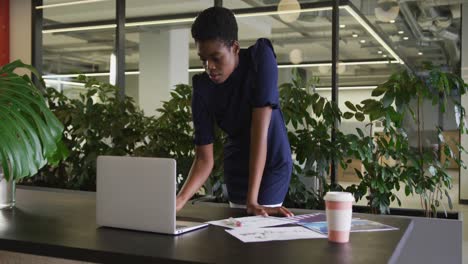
left=246, top=203, right=294, bottom=217
left=176, top=196, right=186, bottom=212
left=176, top=144, right=214, bottom=213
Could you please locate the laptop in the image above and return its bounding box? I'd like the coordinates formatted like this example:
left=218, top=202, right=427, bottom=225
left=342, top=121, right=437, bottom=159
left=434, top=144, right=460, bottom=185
left=96, top=156, right=208, bottom=235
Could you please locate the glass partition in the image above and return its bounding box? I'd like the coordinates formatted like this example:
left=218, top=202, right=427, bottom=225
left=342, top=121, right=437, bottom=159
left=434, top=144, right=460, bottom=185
left=42, top=0, right=115, bottom=25
left=41, top=0, right=116, bottom=98
left=33, top=0, right=463, bottom=209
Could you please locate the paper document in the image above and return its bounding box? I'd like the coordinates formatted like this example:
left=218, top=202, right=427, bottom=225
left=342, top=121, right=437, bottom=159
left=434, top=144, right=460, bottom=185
left=300, top=219, right=398, bottom=234
left=285, top=213, right=327, bottom=223
left=207, top=215, right=295, bottom=229
left=226, top=226, right=327, bottom=243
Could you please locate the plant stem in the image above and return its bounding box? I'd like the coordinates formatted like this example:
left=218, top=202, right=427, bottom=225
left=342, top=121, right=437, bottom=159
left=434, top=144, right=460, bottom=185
left=420, top=195, right=424, bottom=213
left=434, top=186, right=440, bottom=217
left=429, top=190, right=437, bottom=215
left=417, top=95, right=423, bottom=175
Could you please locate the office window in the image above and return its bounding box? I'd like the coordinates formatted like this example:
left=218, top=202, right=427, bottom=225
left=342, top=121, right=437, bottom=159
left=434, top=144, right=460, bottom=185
left=41, top=0, right=116, bottom=97
left=32, top=0, right=462, bottom=206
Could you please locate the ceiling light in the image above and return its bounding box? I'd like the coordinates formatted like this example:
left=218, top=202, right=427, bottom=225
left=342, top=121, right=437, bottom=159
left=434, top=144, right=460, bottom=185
left=389, top=20, right=396, bottom=23
left=188, top=69, right=205, bottom=73
left=315, top=85, right=377, bottom=91
left=36, top=0, right=108, bottom=9
left=124, top=71, right=140, bottom=75
left=344, top=5, right=403, bottom=64
left=360, top=39, right=366, bottom=43
left=418, top=52, right=423, bottom=55
left=398, top=30, right=404, bottom=34
left=277, top=59, right=399, bottom=68
left=43, top=71, right=140, bottom=78
left=279, top=63, right=328, bottom=68
left=289, top=49, right=303, bottom=64
left=374, top=0, right=400, bottom=22
left=340, top=24, right=346, bottom=28
left=236, top=6, right=332, bottom=18
left=109, top=53, right=117, bottom=85
left=44, top=72, right=111, bottom=78
left=352, top=33, right=359, bottom=38
left=383, top=54, right=388, bottom=58
left=403, top=36, right=409, bottom=40
left=44, top=79, right=85, bottom=87
left=341, top=60, right=399, bottom=66
left=126, top=17, right=195, bottom=27
left=43, top=24, right=116, bottom=34
left=277, top=0, right=302, bottom=23
left=377, top=50, right=383, bottom=54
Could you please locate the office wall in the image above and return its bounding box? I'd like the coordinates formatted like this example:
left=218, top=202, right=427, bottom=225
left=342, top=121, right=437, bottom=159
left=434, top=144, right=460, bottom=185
left=0, top=0, right=9, bottom=66
left=460, top=3, right=468, bottom=200
left=9, top=0, right=31, bottom=75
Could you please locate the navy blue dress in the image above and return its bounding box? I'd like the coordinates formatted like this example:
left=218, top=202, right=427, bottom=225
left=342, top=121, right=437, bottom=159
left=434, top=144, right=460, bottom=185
left=191, top=38, right=292, bottom=205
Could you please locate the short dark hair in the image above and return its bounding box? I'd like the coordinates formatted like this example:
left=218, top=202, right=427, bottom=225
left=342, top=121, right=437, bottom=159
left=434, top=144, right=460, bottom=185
left=191, top=7, right=238, bottom=46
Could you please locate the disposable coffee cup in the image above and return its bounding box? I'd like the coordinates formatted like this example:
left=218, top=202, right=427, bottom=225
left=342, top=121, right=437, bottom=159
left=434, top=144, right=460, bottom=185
left=324, top=192, right=354, bottom=243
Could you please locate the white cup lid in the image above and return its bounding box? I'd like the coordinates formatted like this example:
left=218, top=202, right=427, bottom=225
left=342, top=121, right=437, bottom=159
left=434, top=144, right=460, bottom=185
left=324, top=192, right=355, bottom=202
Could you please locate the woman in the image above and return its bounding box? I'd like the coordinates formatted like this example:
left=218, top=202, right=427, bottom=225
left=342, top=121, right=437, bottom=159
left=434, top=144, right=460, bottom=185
left=176, top=6, right=293, bottom=217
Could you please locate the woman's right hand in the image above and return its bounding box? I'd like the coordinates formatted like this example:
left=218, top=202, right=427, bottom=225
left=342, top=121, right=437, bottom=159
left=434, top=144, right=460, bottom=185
left=176, top=144, right=214, bottom=212
left=247, top=203, right=294, bottom=217
left=176, top=196, right=186, bottom=212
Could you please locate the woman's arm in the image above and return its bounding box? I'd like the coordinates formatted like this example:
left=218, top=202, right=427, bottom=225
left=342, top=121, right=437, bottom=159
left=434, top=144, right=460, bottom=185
left=176, top=144, right=214, bottom=211
left=246, top=107, right=293, bottom=217
left=246, top=39, right=293, bottom=217
left=246, top=107, right=271, bottom=208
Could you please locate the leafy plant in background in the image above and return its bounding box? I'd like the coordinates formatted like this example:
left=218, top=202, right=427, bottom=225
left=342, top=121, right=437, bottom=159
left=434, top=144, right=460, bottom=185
left=403, top=65, right=467, bottom=217
left=27, top=76, right=150, bottom=190
left=280, top=69, right=347, bottom=209
left=32, top=69, right=342, bottom=208
left=30, top=78, right=227, bottom=198
left=134, top=84, right=226, bottom=200
left=0, top=60, right=67, bottom=182
left=29, top=65, right=468, bottom=218
left=343, top=65, right=468, bottom=216
left=342, top=120, right=408, bottom=214
left=342, top=80, right=411, bottom=214
left=134, top=84, right=195, bottom=187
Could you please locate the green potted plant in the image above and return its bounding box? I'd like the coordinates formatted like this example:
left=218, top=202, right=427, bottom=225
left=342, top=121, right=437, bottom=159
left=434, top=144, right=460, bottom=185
left=343, top=65, right=467, bottom=217
left=35, top=79, right=226, bottom=197
left=0, top=60, right=68, bottom=208
left=30, top=75, right=150, bottom=190
left=280, top=68, right=346, bottom=209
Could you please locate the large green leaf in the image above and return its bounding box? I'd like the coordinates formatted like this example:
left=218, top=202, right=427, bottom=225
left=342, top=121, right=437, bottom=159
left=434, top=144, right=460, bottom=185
left=355, top=112, right=365, bottom=122
left=345, top=101, right=357, bottom=112
left=371, top=85, right=387, bottom=97
left=0, top=60, right=67, bottom=181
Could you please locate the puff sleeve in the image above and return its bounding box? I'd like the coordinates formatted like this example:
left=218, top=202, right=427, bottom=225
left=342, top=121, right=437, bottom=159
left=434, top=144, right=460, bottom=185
left=191, top=75, right=214, bottom=145
left=250, top=38, right=279, bottom=109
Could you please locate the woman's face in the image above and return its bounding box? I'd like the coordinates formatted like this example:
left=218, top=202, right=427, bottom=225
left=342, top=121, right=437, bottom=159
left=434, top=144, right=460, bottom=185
left=196, top=39, right=240, bottom=84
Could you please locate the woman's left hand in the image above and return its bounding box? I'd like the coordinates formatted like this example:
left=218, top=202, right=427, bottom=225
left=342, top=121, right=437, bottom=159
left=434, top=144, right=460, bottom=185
left=246, top=203, right=294, bottom=217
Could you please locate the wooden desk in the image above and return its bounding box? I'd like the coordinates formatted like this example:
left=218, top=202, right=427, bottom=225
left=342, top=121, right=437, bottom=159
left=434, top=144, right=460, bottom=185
left=0, top=187, right=413, bottom=264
